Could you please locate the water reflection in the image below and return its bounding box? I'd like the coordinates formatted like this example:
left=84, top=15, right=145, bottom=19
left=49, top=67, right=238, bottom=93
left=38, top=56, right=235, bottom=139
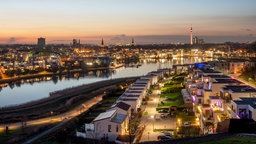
left=2, top=69, right=114, bottom=90
left=0, top=58, right=213, bottom=107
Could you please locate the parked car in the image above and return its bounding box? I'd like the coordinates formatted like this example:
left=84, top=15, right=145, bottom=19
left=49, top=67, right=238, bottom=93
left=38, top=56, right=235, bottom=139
left=160, top=113, right=168, bottom=118
left=161, top=131, right=172, bottom=137
left=158, top=109, right=169, bottom=113
left=157, top=135, right=172, bottom=141
left=184, top=122, right=191, bottom=126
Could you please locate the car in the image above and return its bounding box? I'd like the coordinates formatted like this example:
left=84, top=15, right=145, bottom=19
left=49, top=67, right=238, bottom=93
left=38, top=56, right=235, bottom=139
left=184, top=122, right=191, bottom=126
left=158, top=109, right=169, bottom=113
left=160, top=113, right=168, bottom=118
left=161, top=131, right=172, bottom=137
left=157, top=135, right=172, bottom=141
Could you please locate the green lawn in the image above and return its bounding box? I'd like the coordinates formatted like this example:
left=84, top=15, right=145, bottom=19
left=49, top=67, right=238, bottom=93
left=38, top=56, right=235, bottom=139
left=161, top=84, right=182, bottom=91
left=160, top=92, right=180, bottom=99
left=195, top=135, right=256, bottom=144
left=164, top=80, right=181, bottom=85
left=157, top=99, right=183, bottom=108
left=157, top=74, right=185, bottom=110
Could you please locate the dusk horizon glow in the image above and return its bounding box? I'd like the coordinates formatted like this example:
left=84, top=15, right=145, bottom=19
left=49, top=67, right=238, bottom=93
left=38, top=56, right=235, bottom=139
left=0, top=0, right=255, bottom=44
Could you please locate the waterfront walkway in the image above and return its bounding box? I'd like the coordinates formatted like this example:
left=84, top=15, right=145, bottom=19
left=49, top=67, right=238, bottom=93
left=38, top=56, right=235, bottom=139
left=0, top=94, right=103, bottom=134
left=0, top=77, right=138, bottom=131
left=22, top=95, right=103, bottom=144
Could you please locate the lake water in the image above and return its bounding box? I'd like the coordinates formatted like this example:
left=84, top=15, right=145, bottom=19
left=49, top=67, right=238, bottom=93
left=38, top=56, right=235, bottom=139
left=0, top=57, right=212, bottom=107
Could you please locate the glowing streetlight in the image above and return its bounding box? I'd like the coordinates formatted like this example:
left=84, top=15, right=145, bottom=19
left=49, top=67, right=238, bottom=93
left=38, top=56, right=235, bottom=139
left=177, top=118, right=181, bottom=126
left=50, top=111, right=53, bottom=121
left=151, top=115, right=155, bottom=130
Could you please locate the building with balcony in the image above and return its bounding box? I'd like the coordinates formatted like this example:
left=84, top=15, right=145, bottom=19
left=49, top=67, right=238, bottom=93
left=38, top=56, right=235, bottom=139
left=220, top=85, right=256, bottom=101
left=230, top=98, right=256, bottom=121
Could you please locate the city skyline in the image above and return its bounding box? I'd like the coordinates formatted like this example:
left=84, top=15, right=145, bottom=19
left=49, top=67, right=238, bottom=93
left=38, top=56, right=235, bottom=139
left=0, top=0, right=256, bottom=44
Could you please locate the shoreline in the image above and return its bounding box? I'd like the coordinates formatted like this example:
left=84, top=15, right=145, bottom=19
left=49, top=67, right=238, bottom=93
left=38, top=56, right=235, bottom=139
left=0, top=76, right=138, bottom=124
left=0, top=64, right=124, bottom=84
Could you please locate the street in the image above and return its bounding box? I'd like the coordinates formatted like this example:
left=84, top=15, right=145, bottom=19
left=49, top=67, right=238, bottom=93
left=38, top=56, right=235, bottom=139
left=139, top=88, right=176, bottom=142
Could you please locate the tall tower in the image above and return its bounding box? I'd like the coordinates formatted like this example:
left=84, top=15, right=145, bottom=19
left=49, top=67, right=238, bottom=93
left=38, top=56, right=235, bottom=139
left=131, top=38, right=135, bottom=46
left=100, top=38, right=104, bottom=48
left=190, top=25, right=193, bottom=45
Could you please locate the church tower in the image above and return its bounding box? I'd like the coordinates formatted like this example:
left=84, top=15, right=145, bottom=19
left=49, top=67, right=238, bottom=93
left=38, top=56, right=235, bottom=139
left=100, top=38, right=104, bottom=49
left=131, top=38, right=135, bottom=46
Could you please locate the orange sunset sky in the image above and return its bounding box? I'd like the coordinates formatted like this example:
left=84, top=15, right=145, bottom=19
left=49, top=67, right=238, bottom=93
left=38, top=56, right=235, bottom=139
left=0, top=0, right=255, bottom=44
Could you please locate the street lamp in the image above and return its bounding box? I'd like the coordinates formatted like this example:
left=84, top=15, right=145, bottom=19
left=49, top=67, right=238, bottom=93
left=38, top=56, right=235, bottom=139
left=151, top=115, right=155, bottom=131
left=177, top=118, right=181, bottom=126
left=50, top=111, right=53, bottom=121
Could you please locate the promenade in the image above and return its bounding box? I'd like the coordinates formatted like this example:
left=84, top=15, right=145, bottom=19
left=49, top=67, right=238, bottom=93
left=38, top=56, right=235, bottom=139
left=0, top=77, right=138, bottom=130
left=0, top=94, right=103, bottom=132
left=22, top=95, right=103, bottom=144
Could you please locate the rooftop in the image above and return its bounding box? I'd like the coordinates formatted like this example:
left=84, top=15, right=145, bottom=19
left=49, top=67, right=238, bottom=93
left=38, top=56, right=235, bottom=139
left=213, top=79, right=243, bottom=84
left=122, top=94, right=140, bottom=98
left=125, top=90, right=143, bottom=93
left=93, top=109, right=116, bottom=122
left=115, top=101, right=131, bottom=111
left=120, top=98, right=137, bottom=101
left=128, top=87, right=145, bottom=91
left=201, top=69, right=222, bottom=74
left=111, top=113, right=127, bottom=124
left=141, top=76, right=153, bottom=79
left=132, top=83, right=147, bottom=86
left=134, top=82, right=148, bottom=85
left=233, top=98, right=256, bottom=109
left=203, top=75, right=230, bottom=79
left=223, top=85, right=256, bottom=93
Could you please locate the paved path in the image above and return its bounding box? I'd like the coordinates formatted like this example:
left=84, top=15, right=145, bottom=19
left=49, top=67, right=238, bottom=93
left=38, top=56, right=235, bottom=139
left=21, top=95, right=102, bottom=144
left=229, top=74, right=256, bottom=88
left=0, top=95, right=103, bottom=132
left=139, top=89, right=176, bottom=142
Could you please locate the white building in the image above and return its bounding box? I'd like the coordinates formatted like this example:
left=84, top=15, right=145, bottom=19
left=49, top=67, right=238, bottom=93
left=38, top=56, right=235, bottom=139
left=220, top=85, right=256, bottom=101
left=230, top=98, right=256, bottom=121
left=83, top=109, right=129, bottom=141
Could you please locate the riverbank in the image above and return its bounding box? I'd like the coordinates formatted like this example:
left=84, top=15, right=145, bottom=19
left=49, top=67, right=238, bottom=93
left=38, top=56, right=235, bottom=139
left=0, top=76, right=137, bottom=124
left=0, top=64, right=124, bottom=84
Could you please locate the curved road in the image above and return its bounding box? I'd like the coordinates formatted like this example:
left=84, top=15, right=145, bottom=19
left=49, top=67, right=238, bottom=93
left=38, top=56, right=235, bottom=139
left=0, top=94, right=103, bottom=132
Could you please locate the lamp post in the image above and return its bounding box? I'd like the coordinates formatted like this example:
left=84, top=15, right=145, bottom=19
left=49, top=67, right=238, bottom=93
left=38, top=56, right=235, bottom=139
left=151, top=115, right=155, bottom=131
left=50, top=111, right=53, bottom=121
left=177, top=118, right=180, bottom=125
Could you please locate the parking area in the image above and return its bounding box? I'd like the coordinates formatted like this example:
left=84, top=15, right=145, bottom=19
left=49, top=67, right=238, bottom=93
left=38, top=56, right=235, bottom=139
left=139, top=90, right=177, bottom=142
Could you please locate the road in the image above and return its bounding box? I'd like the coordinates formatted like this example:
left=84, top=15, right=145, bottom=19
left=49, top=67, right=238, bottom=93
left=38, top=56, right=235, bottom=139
left=138, top=88, right=176, bottom=142
left=229, top=74, right=256, bottom=88
left=0, top=95, right=103, bottom=133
